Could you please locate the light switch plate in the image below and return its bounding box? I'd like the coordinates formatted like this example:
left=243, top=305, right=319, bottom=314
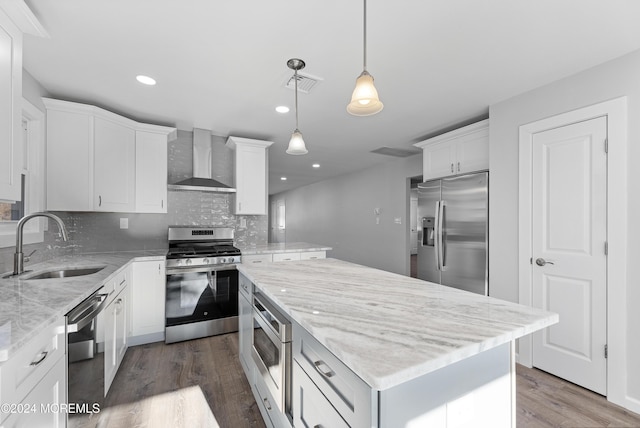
left=120, top=218, right=129, bottom=229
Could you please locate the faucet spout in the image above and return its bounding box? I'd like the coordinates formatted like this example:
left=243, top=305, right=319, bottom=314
left=13, top=212, right=69, bottom=276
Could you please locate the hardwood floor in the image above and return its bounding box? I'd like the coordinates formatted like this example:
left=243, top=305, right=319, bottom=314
left=517, top=365, right=640, bottom=427
left=97, top=333, right=640, bottom=428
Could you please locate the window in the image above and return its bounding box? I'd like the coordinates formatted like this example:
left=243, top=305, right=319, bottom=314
left=0, top=99, right=46, bottom=248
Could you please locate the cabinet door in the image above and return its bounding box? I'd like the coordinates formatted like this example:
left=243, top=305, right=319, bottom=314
left=456, top=127, right=489, bottom=174
left=238, top=291, right=253, bottom=380
left=135, top=131, right=167, bottom=213
left=235, top=144, right=268, bottom=215
left=130, top=260, right=166, bottom=340
left=423, top=140, right=456, bottom=181
left=1, top=357, right=66, bottom=428
left=104, top=287, right=128, bottom=396
left=94, top=117, right=135, bottom=212
left=0, top=12, right=22, bottom=202
left=46, top=109, right=93, bottom=210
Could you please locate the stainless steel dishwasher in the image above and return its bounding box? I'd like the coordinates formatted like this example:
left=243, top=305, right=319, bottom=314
left=66, top=287, right=109, bottom=428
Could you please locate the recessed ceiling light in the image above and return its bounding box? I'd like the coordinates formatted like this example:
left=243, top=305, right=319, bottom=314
left=312, top=163, right=320, bottom=168
left=275, top=106, right=290, bottom=113
left=280, top=177, right=287, bottom=181
left=136, top=75, right=156, bottom=86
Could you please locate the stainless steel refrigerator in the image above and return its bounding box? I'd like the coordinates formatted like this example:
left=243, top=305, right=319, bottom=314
left=417, top=172, right=488, bottom=295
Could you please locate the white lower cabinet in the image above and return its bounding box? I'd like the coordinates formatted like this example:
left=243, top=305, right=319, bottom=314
left=1, top=357, right=66, bottom=428
left=242, top=254, right=273, bottom=264
left=272, top=253, right=300, bottom=262
left=104, top=286, right=129, bottom=396
left=238, top=275, right=253, bottom=379
left=129, top=260, right=166, bottom=345
left=293, top=362, right=349, bottom=428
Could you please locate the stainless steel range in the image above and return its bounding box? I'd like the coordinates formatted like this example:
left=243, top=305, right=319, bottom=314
left=165, top=226, right=242, bottom=344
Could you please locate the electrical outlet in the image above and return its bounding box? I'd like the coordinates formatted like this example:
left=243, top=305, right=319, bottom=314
left=120, top=218, right=129, bottom=229
left=240, top=217, right=247, bottom=228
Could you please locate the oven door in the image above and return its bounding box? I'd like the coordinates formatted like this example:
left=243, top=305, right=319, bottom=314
left=165, top=266, right=238, bottom=343
left=252, top=294, right=291, bottom=415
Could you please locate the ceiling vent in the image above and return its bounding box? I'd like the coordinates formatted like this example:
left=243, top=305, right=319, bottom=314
left=370, top=147, right=421, bottom=158
left=284, top=72, right=321, bottom=94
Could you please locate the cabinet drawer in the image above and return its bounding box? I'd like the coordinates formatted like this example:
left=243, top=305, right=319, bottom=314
left=272, top=252, right=300, bottom=262
left=104, top=268, right=128, bottom=304
left=239, top=274, right=253, bottom=300
left=0, top=317, right=65, bottom=412
left=242, top=254, right=273, bottom=264
left=299, top=251, right=326, bottom=260
left=293, top=361, right=349, bottom=428
left=293, top=324, right=372, bottom=427
left=254, top=374, right=276, bottom=428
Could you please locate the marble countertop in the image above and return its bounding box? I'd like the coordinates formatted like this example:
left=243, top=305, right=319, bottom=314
left=237, top=258, right=558, bottom=391
left=0, top=250, right=166, bottom=362
left=237, top=242, right=331, bottom=255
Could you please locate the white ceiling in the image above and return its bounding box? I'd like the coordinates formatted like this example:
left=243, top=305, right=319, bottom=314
left=22, top=0, right=640, bottom=194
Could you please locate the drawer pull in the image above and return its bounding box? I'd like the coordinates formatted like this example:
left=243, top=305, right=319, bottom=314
left=313, top=360, right=335, bottom=378
left=252, top=260, right=262, bottom=263
left=30, top=351, right=48, bottom=366
left=263, top=397, right=272, bottom=411
left=314, top=425, right=325, bottom=428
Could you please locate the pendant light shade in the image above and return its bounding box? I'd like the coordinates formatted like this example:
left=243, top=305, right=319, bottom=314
left=286, top=58, right=308, bottom=155
left=347, top=0, right=383, bottom=116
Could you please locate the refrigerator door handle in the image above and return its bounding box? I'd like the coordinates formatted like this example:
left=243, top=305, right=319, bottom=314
left=434, top=201, right=441, bottom=270
left=439, top=201, right=446, bottom=269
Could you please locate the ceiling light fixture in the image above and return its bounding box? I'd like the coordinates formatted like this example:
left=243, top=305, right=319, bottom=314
left=286, top=58, right=308, bottom=155
left=280, top=177, right=287, bottom=181
left=312, top=163, right=320, bottom=168
left=347, top=0, right=383, bottom=116
left=136, top=75, right=156, bottom=86
left=276, top=106, right=290, bottom=113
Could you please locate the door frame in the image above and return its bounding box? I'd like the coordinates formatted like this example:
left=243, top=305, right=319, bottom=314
left=518, top=97, right=629, bottom=409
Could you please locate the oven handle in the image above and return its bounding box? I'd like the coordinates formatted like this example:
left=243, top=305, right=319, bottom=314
left=165, top=264, right=237, bottom=275
left=207, top=270, right=216, bottom=294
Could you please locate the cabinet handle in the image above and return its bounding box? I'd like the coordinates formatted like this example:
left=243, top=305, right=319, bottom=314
left=252, top=260, right=262, bottom=263
left=263, top=397, right=272, bottom=411
left=314, top=425, right=324, bottom=428
left=30, top=351, right=48, bottom=366
left=158, top=263, right=161, bottom=274
left=450, top=163, right=454, bottom=173
left=99, top=195, right=102, bottom=207
left=457, top=162, right=460, bottom=172
left=161, top=199, right=164, bottom=209
left=313, top=360, right=335, bottom=378
left=239, top=202, right=242, bottom=211
left=115, top=298, right=123, bottom=314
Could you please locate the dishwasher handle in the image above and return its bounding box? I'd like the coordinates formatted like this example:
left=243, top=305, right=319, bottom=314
left=67, top=292, right=109, bottom=333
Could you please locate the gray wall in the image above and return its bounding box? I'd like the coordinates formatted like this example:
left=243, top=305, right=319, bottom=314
left=489, top=48, right=640, bottom=404
left=270, top=154, right=422, bottom=276
left=0, top=74, right=268, bottom=273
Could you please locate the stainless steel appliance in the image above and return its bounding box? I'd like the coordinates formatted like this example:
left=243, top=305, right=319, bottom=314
left=66, top=288, right=109, bottom=428
left=165, top=226, right=242, bottom=343
left=252, top=292, right=292, bottom=418
left=417, top=171, right=488, bottom=295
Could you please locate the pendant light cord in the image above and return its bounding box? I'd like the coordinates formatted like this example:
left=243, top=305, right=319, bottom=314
left=363, top=0, right=367, bottom=72
left=294, top=69, right=299, bottom=129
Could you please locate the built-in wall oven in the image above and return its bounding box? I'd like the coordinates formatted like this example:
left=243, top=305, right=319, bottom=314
left=165, top=226, right=242, bottom=344
left=252, top=292, right=292, bottom=417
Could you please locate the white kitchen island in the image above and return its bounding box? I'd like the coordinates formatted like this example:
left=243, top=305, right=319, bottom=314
left=237, top=258, right=557, bottom=428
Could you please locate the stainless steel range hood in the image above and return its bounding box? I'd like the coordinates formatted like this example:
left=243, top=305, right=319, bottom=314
left=168, top=128, right=236, bottom=193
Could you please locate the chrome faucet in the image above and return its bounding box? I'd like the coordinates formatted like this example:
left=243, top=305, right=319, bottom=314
left=14, top=212, right=69, bottom=276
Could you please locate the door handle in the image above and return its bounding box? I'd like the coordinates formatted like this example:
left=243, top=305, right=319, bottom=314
left=535, top=258, right=555, bottom=266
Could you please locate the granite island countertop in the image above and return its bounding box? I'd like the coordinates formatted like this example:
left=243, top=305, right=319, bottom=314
left=237, top=242, right=331, bottom=255
left=236, top=257, right=558, bottom=391
left=0, top=250, right=166, bottom=362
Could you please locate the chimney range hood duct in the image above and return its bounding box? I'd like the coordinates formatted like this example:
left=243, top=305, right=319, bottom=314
left=168, top=128, right=236, bottom=193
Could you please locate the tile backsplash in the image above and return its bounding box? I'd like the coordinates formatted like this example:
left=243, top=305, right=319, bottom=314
left=0, top=129, right=268, bottom=273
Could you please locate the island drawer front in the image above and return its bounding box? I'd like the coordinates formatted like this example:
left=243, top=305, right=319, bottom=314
left=272, top=252, right=301, bottom=262
left=239, top=273, right=253, bottom=300
left=299, top=251, right=326, bottom=260
left=293, top=323, right=372, bottom=428
left=242, top=254, right=273, bottom=264
left=293, top=361, right=349, bottom=428
left=0, top=317, right=65, bottom=411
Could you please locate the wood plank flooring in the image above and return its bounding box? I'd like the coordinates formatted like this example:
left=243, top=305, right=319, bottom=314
left=97, top=333, right=640, bottom=428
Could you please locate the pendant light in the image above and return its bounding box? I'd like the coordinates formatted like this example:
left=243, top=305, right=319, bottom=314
left=286, top=58, right=308, bottom=155
left=347, top=0, right=383, bottom=116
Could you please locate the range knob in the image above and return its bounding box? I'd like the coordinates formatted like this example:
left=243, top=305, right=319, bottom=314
left=185, top=259, right=192, bottom=266
left=203, top=258, right=210, bottom=265
left=219, top=257, right=227, bottom=264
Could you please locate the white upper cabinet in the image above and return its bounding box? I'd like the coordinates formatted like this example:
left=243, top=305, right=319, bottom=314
left=226, top=136, right=274, bottom=215
left=94, top=117, right=136, bottom=212
left=0, top=2, right=46, bottom=202
left=135, top=130, right=168, bottom=213
left=44, top=98, right=175, bottom=213
left=414, top=119, right=489, bottom=181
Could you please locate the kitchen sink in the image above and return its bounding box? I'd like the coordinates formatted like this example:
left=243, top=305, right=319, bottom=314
left=23, top=266, right=106, bottom=280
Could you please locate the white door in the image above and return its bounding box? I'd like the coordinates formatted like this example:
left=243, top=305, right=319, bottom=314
left=531, top=116, right=607, bottom=395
